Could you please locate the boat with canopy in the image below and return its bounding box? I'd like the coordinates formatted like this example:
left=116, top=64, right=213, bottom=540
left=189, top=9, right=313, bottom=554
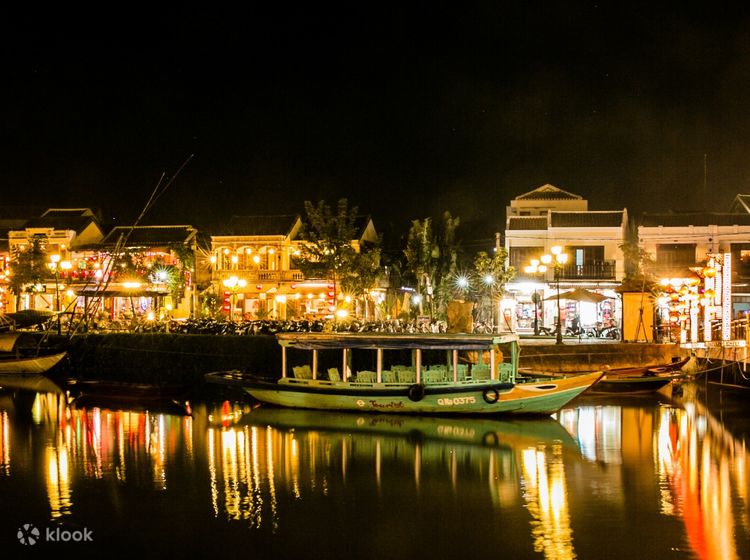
left=206, top=332, right=602, bottom=415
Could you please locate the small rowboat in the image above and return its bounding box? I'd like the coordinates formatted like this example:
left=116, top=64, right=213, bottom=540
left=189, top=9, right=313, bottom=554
left=206, top=332, right=603, bottom=416
left=590, top=356, right=690, bottom=394
left=0, top=333, right=67, bottom=375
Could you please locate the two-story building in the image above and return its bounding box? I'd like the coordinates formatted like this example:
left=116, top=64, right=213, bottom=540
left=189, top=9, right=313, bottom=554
left=7, top=208, right=105, bottom=312
left=638, top=211, right=750, bottom=320
left=76, top=225, right=200, bottom=321
left=504, top=185, right=627, bottom=334
left=209, top=215, right=305, bottom=320
left=208, top=214, right=380, bottom=320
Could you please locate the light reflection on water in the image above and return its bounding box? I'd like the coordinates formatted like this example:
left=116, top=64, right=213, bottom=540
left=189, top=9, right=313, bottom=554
left=0, top=386, right=748, bottom=558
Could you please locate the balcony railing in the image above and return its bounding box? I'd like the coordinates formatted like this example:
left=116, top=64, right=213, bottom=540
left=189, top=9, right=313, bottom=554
left=512, top=260, right=616, bottom=281
left=559, top=261, right=616, bottom=280
left=216, top=269, right=305, bottom=284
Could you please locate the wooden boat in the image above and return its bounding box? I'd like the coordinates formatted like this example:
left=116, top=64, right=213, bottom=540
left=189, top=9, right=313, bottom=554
left=206, top=332, right=603, bottom=416
left=0, top=333, right=67, bottom=375
left=590, top=356, right=689, bottom=394
left=67, top=380, right=192, bottom=415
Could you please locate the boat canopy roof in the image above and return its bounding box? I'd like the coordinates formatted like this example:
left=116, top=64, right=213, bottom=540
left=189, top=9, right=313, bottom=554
left=275, top=332, right=519, bottom=350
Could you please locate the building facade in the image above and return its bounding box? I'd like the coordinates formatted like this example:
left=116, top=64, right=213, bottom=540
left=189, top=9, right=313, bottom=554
left=504, top=185, right=627, bottom=335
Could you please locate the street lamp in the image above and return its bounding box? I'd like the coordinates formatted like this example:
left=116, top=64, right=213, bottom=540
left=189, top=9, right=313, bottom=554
left=222, top=275, right=247, bottom=322
left=525, top=246, right=569, bottom=344
left=524, top=259, right=548, bottom=336
left=48, top=254, right=61, bottom=335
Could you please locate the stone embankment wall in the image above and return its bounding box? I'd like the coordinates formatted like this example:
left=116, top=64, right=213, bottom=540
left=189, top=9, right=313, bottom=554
left=44, top=333, right=688, bottom=383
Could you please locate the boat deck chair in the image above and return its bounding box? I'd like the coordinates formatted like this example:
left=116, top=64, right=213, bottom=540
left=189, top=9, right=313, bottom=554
left=396, top=369, right=417, bottom=384
left=498, top=363, right=514, bottom=383
left=327, top=367, right=341, bottom=382
left=424, top=370, right=445, bottom=384
left=382, top=370, right=397, bottom=383
left=356, top=370, right=377, bottom=383
left=472, top=365, right=490, bottom=381
left=292, top=365, right=312, bottom=379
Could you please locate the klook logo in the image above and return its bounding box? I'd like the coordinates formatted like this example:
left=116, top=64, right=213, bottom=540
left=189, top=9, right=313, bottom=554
left=17, top=524, right=40, bottom=546
left=16, top=523, right=93, bottom=545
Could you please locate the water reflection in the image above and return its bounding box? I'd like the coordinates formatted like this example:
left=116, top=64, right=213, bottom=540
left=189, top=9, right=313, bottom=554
left=0, top=390, right=195, bottom=520
left=559, top=392, right=750, bottom=560
left=0, top=386, right=747, bottom=558
left=207, top=406, right=580, bottom=558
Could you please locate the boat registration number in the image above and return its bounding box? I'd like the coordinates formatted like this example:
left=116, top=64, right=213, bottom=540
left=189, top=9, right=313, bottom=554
left=437, top=396, right=476, bottom=406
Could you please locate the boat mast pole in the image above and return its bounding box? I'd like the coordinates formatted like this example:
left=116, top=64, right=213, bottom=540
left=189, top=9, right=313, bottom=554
left=415, top=349, right=422, bottom=384
left=342, top=348, right=348, bottom=382
left=452, top=350, right=458, bottom=382
left=312, top=349, right=318, bottom=380
left=376, top=348, right=383, bottom=383
left=281, top=346, right=287, bottom=378
left=490, top=347, right=496, bottom=380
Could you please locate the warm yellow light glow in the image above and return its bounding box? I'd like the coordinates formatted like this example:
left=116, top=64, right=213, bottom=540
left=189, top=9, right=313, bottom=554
left=147, top=311, right=155, bottom=321
left=231, top=255, right=238, bottom=264
left=335, top=308, right=349, bottom=318
left=253, top=255, right=261, bottom=264
left=531, top=259, right=541, bottom=267
left=538, top=265, right=548, bottom=273
left=556, top=253, right=569, bottom=265
left=540, top=254, right=552, bottom=265
left=551, top=246, right=562, bottom=256
left=50, top=254, right=61, bottom=264
left=60, top=261, right=72, bottom=271
left=123, top=281, right=142, bottom=289
left=210, top=255, right=217, bottom=264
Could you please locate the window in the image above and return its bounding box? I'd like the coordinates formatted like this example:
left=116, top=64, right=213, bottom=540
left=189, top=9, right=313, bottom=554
left=656, top=244, right=696, bottom=267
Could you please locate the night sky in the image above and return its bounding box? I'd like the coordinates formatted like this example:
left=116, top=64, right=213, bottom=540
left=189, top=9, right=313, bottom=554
left=2, top=5, right=750, bottom=246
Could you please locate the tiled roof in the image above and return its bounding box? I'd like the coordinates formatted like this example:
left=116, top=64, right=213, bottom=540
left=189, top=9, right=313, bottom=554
left=507, top=217, right=548, bottom=230
left=551, top=211, right=625, bottom=228
left=639, top=213, right=750, bottom=227
left=220, top=215, right=300, bottom=237
left=514, top=184, right=582, bottom=201
left=100, top=226, right=197, bottom=247
left=23, top=215, right=98, bottom=234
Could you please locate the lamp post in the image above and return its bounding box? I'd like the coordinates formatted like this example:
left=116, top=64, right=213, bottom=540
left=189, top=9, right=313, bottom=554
left=223, top=275, right=247, bottom=322
left=550, top=246, right=569, bottom=344
left=525, top=246, right=569, bottom=344
left=49, top=254, right=61, bottom=334
left=524, top=259, right=547, bottom=336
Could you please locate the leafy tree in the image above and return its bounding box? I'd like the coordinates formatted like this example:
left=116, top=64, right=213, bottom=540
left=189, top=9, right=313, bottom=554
left=8, top=238, right=49, bottom=309
left=403, top=212, right=461, bottom=318
left=471, top=249, right=515, bottom=324
left=295, top=198, right=381, bottom=315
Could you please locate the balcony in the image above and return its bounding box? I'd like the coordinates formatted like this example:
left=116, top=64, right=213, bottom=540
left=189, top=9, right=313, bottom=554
left=215, top=269, right=305, bottom=284
left=559, top=261, right=616, bottom=280
left=512, top=260, right=616, bottom=282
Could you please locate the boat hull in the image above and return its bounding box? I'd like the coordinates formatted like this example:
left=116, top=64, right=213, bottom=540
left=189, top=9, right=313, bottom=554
left=210, top=371, right=602, bottom=416
left=590, top=375, right=672, bottom=394
left=0, top=352, right=67, bottom=375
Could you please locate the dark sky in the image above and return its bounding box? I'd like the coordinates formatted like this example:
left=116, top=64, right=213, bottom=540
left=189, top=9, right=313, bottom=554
left=2, top=5, right=750, bottom=246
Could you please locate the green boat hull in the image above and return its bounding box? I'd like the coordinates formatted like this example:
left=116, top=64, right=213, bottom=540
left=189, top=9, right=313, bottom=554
left=236, top=372, right=601, bottom=416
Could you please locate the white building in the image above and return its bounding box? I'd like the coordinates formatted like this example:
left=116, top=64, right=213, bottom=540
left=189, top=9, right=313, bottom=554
left=638, top=211, right=750, bottom=316
left=504, top=185, right=627, bottom=335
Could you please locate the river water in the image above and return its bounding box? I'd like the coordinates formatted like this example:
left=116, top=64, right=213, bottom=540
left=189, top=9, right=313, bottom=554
left=0, top=382, right=748, bottom=559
